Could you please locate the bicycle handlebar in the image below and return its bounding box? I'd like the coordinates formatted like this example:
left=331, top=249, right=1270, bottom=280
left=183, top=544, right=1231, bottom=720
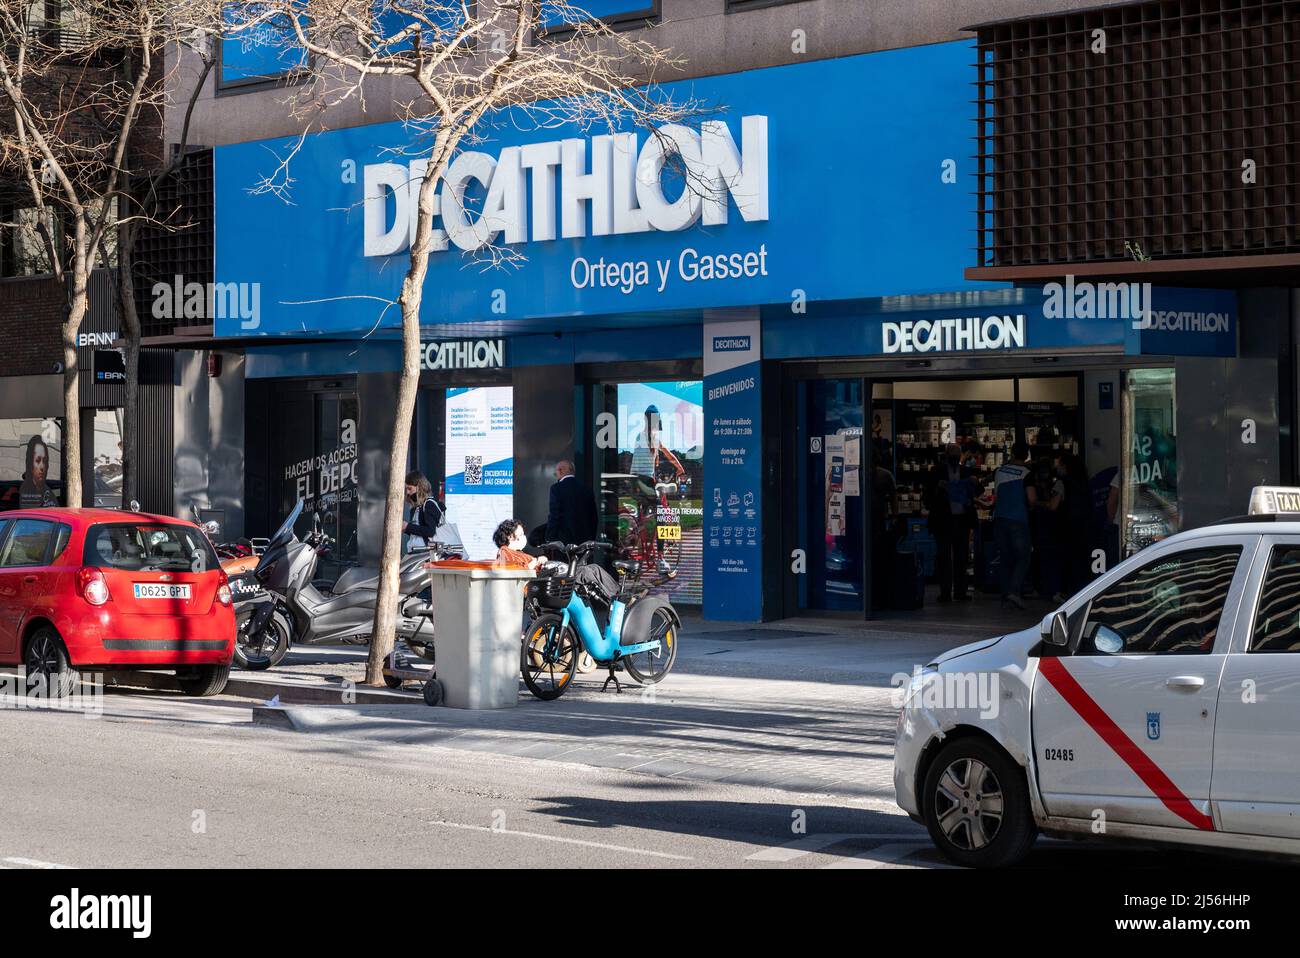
left=540, top=540, right=613, bottom=557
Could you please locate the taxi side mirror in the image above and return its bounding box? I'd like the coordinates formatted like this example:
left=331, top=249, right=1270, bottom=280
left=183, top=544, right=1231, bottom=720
left=1041, top=610, right=1069, bottom=647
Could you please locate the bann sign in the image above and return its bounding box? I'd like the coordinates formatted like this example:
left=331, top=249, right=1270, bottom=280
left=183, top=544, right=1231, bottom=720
left=364, top=116, right=769, bottom=256
left=50, top=888, right=151, bottom=939
left=420, top=339, right=505, bottom=371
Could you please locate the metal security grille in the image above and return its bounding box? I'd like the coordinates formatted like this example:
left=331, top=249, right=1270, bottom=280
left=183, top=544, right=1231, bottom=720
left=132, top=149, right=213, bottom=339
left=972, top=0, right=1300, bottom=269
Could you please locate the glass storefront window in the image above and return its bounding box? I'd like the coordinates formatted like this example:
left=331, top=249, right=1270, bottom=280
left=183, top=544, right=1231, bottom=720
left=0, top=417, right=62, bottom=510
left=272, top=389, right=359, bottom=567
left=1121, top=368, right=1178, bottom=557
left=92, top=409, right=124, bottom=509
left=596, top=381, right=704, bottom=605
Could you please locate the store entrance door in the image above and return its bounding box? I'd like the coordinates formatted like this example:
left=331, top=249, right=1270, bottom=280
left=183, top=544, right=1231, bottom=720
left=793, top=378, right=867, bottom=612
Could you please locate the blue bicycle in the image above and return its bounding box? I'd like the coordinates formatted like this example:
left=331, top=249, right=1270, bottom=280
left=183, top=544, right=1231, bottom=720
left=521, top=541, right=680, bottom=700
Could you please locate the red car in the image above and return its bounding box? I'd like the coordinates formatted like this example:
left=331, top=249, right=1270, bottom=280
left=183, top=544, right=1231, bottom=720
left=0, top=508, right=235, bottom=696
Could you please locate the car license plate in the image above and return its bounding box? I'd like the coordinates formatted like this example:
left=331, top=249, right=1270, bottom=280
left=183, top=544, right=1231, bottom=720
left=133, top=583, right=192, bottom=600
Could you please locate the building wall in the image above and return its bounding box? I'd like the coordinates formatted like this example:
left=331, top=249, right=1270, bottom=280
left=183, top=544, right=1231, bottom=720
left=0, top=276, right=64, bottom=378
left=169, top=0, right=1131, bottom=148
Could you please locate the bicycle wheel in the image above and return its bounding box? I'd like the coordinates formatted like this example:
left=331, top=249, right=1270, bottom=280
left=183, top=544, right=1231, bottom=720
left=622, top=607, right=679, bottom=685
left=521, top=613, right=579, bottom=701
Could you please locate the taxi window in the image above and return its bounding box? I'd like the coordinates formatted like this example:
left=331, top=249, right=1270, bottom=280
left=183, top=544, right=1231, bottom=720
left=1079, top=546, right=1241, bottom=655
left=1250, top=545, right=1300, bottom=652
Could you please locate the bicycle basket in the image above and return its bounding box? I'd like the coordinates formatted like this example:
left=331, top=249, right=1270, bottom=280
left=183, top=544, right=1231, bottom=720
left=527, top=576, right=574, bottom=610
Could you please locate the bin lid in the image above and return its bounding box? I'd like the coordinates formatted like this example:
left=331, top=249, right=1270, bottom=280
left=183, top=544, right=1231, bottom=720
left=424, top=559, right=535, bottom=580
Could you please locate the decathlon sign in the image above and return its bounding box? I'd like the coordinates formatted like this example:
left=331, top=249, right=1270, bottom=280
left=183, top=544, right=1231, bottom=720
left=882, top=314, right=1027, bottom=354
left=363, top=116, right=769, bottom=257
left=420, top=339, right=505, bottom=371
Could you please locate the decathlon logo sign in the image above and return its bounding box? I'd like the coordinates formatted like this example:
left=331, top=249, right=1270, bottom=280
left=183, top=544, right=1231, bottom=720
left=1136, top=310, right=1231, bottom=333
left=712, top=336, right=751, bottom=352
left=882, top=315, right=1027, bottom=354
left=420, top=339, right=505, bottom=371
left=363, top=116, right=769, bottom=257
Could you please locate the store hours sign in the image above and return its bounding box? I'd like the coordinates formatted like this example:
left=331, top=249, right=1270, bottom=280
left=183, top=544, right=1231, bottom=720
left=702, top=317, right=763, bottom=621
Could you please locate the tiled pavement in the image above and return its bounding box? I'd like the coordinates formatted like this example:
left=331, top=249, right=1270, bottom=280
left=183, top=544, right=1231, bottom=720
left=254, top=604, right=1018, bottom=800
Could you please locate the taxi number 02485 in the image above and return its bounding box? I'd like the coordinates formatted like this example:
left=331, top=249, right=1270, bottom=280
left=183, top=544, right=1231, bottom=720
left=1042, top=748, right=1074, bottom=762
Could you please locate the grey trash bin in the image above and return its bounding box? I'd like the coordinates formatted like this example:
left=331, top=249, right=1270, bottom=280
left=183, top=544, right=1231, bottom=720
left=426, top=563, right=534, bottom=709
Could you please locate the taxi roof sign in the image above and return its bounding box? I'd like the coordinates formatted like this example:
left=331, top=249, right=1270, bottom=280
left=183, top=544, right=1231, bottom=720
left=1249, top=486, right=1300, bottom=516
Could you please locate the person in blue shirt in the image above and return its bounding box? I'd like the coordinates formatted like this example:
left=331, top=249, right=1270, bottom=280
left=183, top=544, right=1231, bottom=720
left=992, top=441, right=1037, bottom=609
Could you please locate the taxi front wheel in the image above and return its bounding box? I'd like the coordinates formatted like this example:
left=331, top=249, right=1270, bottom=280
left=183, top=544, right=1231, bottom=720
left=922, top=738, right=1036, bottom=868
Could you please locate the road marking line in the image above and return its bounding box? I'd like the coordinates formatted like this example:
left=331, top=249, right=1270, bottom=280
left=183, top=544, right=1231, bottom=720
left=426, top=820, right=693, bottom=861
left=747, top=834, right=927, bottom=862
left=3, top=857, right=72, bottom=869
left=823, top=843, right=925, bottom=869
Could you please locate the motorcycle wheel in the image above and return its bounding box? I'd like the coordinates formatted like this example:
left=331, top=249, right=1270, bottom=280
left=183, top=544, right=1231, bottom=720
left=234, top=609, right=291, bottom=671
left=622, top=607, right=679, bottom=685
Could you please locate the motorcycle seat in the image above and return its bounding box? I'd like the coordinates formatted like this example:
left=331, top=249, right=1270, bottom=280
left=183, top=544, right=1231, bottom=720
left=333, top=565, right=379, bottom=593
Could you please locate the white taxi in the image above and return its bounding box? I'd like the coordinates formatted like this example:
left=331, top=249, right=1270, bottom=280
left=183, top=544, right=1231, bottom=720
left=895, top=487, right=1300, bottom=867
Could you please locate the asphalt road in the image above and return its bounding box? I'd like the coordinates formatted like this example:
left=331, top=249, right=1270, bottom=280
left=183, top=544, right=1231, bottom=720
left=0, top=690, right=1259, bottom=870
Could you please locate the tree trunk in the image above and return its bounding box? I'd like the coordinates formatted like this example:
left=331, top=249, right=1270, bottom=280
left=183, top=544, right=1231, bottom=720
left=61, top=284, right=85, bottom=508
left=117, top=233, right=141, bottom=508
left=363, top=295, right=421, bottom=686
left=364, top=133, right=449, bottom=687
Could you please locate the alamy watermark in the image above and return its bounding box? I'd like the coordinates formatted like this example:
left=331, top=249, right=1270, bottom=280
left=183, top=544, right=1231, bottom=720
left=151, top=275, right=261, bottom=330
left=892, top=666, right=1000, bottom=719
left=0, top=669, right=103, bottom=717
left=1042, top=275, right=1151, bottom=329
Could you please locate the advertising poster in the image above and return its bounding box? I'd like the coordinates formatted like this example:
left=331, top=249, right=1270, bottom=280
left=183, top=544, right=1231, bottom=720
left=613, top=381, right=704, bottom=605
left=702, top=317, right=762, bottom=620
left=0, top=418, right=62, bottom=511
left=825, top=434, right=846, bottom=536
left=445, top=386, right=514, bottom=560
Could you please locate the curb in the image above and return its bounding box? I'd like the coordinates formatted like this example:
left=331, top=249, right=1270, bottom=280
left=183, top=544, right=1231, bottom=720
left=105, top=670, right=424, bottom=706
left=251, top=706, right=298, bottom=729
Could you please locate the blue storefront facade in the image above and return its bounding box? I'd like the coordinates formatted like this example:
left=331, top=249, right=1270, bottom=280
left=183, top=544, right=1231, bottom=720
left=213, top=39, right=1273, bottom=621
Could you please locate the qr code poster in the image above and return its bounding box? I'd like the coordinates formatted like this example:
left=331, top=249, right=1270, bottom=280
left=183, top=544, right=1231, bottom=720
left=463, top=455, right=483, bottom=485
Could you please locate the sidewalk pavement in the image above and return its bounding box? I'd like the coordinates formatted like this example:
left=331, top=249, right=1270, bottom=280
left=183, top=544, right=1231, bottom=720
left=207, top=598, right=1032, bottom=801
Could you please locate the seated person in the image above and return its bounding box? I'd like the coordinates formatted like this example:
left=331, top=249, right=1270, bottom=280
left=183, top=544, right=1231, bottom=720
left=493, top=519, right=544, bottom=571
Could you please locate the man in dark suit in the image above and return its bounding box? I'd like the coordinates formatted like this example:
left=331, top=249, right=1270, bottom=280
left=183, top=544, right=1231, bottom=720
left=546, top=460, right=598, bottom=545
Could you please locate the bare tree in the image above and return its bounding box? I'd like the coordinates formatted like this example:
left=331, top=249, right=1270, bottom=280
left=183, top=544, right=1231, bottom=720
left=109, top=34, right=216, bottom=509
left=223, top=0, right=701, bottom=685
left=0, top=0, right=213, bottom=506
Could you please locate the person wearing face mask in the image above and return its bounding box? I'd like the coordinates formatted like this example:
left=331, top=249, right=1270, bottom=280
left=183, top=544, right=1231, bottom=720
left=924, top=443, right=980, bottom=602
left=492, top=519, right=544, bottom=571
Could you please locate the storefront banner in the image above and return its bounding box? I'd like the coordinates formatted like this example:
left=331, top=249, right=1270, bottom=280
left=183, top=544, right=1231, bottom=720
left=444, top=386, right=514, bottom=560
left=764, top=287, right=1238, bottom=359
left=703, top=316, right=762, bottom=621
left=214, top=41, right=989, bottom=337
left=1124, top=287, right=1237, bottom=358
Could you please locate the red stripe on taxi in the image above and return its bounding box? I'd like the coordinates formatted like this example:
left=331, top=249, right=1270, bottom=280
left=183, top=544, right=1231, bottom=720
left=1038, top=657, right=1215, bottom=831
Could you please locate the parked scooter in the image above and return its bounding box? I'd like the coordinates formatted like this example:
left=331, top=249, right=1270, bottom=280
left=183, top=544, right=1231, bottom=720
left=238, top=500, right=458, bottom=668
